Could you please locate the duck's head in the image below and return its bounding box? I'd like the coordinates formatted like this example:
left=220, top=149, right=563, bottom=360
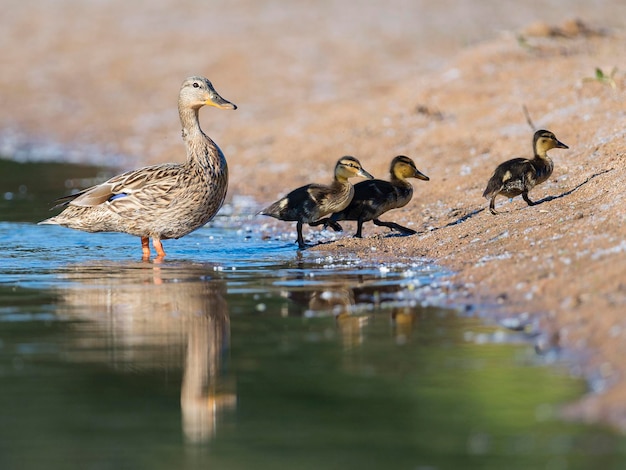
left=390, top=155, right=429, bottom=181
left=334, top=156, right=374, bottom=182
left=533, top=129, right=568, bottom=156
left=179, top=76, right=237, bottom=111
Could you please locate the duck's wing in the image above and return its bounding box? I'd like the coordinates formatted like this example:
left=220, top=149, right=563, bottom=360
left=306, top=181, right=356, bottom=220
left=305, top=182, right=336, bottom=206
left=333, top=179, right=396, bottom=220
left=55, top=164, right=181, bottom=214
left=260, top=184, right=318, bottom=220
left=482, top=158, right=532, bottom=198
left=353, top=179, right=397, bottom=204
left=260, top=181, right=342, bottom=222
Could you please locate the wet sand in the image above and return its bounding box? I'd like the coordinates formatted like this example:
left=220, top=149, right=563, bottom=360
left=2, top=1, right=626, bottom=430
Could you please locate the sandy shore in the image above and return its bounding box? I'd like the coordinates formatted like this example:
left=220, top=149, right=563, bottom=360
left=2, top=1, right=625, bottom=430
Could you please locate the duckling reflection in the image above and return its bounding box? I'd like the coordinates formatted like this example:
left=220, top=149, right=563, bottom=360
left=391, top=306, right=419, bottom=344
left=285, top=285, right=365, bottom=348
left=54, top=261, right=235, bottom=443
left=285, top=282, right=421, bottom=349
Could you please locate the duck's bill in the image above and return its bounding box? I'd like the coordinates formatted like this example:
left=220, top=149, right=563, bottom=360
left=415, top=170, right=430, bottom=181
left=207, top=94, right=237, bottom=110
left=358, top=168, right=375, bottom=179
left=555, top=140, right=569, bottom=149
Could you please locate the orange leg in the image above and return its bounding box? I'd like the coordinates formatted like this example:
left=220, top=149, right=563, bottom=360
left=141, top=237, right=151, bottom=259
left=152, top=238, right=166, bottom=258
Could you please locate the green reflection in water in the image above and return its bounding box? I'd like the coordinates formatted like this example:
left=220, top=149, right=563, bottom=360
left=1, top=279, right=625, bottom=470
left=0, top=158, right=111, bottom=222
left=221, top=309, right=624, bottom=470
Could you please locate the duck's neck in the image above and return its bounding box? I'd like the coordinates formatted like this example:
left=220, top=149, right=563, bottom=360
left=390, top=175, right=413, bottom=202
left=533, top=147, right=553, bottom=165
left=179, top=105, right=225, bottom=171
left=532, top=148, right=554, bottom=183
left=391, top=174, right=410, bottom=187
left=333, top=175, right=351, bottom=188
left=533, top=143, right=552, bottom=160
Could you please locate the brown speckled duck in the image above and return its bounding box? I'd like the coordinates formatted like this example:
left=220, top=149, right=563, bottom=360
left=319, top=155, right=429, bottom=237
left=39, top=76, right=237, bottom=259
left=259, top=156, right=374, bottom=249
left=483, top=129, right=568, bottom=215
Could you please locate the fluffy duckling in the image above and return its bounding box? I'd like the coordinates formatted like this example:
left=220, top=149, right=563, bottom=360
left=259, top=156, right=374, bottom=249
left=483, top=129, right=568, bottom=215
left=320, top=155, right=429, bottom=237
left=39, top=77, right=237, bottom=259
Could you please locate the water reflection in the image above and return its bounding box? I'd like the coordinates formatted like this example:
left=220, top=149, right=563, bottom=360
left=46, top=257, right=427, bottom=445
left=54, top=261, right=235, bottom=443
left=3, top=162, right=625, bottom=468
left=281, top=277, right=424, bottom=353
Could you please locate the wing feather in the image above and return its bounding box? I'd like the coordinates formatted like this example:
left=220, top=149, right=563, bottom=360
left=54, top=164, right=182, bottom=217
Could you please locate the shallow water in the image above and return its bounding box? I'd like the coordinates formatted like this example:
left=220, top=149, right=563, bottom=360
left=2, top=160, right=626, bottom=469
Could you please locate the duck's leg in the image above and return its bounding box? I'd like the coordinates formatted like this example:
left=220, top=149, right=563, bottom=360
left=141, top=237, right=151, bottom=259
left=489, top=197, right=499, bottom=215
left=296, top=221, right=306, bottom=249
left=152, top=238, right=166, bottom=258
left=354, top=219, right=364, bottom=238
left=373, top=219, right=417, bottom=235
left=327, top=221, right=343, bottom=232
left=522, top=192, right=536, bottom=206
left=327, top=214, right=343, bottom=232
left=310, top=218, right=343, bottom=232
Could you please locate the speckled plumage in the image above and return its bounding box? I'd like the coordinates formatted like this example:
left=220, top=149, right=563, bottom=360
left=259, top=156, right=374, bottom=249
left=483, top=129, right=568, bottom=215
left=322, top=155, right=429, bottom=237
left=39, top=76, right=236, bottom=258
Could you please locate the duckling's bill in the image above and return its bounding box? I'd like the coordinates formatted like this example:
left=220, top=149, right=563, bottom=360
left=554, top=139, right=569, bottom=149
left=359, top=168, right=375, bottom=179
left=414, top=169, right=430, bottom=181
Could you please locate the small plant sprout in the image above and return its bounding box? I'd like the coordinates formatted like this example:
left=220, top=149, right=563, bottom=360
left=583, top=67, right=618, bottom=89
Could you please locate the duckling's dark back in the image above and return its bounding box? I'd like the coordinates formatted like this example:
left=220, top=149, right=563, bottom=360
left=333, top=179, right=405, bottom=222
left=482, top=157, right=532, bottom=199
left=261, top=183, right=325, bottom=222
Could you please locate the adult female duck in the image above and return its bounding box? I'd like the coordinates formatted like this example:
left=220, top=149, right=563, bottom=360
left=40, top=76, right=237, bottom=259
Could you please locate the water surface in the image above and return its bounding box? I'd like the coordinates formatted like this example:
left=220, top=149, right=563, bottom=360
left=1, top=160, right=626, bottom=470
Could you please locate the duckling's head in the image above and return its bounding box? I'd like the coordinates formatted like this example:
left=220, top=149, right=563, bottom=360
left=334, top=156, right=374, bottom=182
left=390, top=155, right=430, bottom=181
left=533, top=129, right=568, bottom=156
left=179, top=76, right=237, bottom=111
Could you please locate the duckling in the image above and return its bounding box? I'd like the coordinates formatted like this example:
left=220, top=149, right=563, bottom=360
left=483, top=129, right=568, bottom=215
left=259, top=156, right=374, bottom=249
left=320, top=155, right=429, bottom=237
left=39, top=77, right=237, bottom=259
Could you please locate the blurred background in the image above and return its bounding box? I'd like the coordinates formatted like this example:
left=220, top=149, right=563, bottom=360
left=2, top=0, right=625, bottom=174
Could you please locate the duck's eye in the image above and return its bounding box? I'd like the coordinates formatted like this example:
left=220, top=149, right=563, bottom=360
left=193, top=82, right=200, bottom=88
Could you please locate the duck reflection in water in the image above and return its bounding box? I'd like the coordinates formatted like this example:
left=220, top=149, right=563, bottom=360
left=285, top=280, right=420, bottom=348
left=54, top=261, right=235, bottom=443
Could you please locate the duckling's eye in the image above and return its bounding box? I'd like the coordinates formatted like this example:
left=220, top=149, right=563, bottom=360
left=193, top=82, right=200, bottom=88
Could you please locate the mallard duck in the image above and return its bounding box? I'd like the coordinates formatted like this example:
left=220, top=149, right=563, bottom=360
left=483, top=129, right=568, bottom=215
left=39, top=76, right=236, bottom=259
left=319, top=155, right=429, bottom=237
left=259, top=156, right=374, bottom=249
